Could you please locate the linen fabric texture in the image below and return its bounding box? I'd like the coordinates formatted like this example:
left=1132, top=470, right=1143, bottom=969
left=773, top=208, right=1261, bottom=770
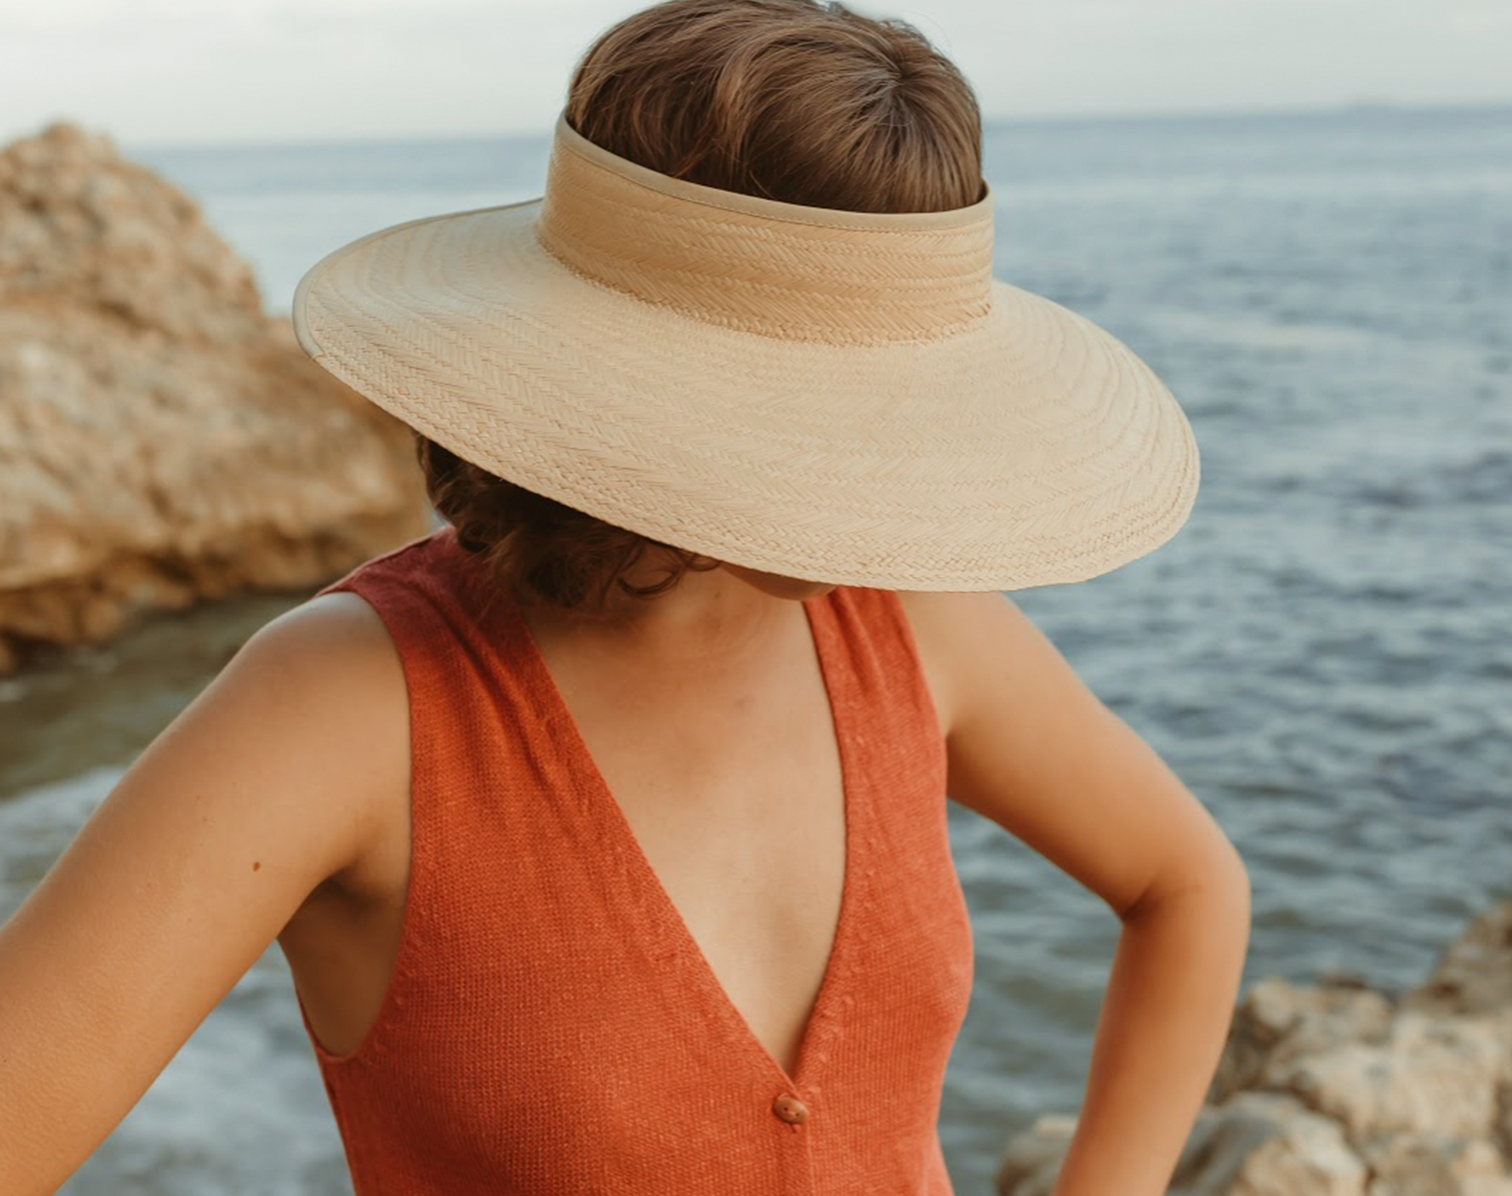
left=303, top=531, right=975, bottom=1195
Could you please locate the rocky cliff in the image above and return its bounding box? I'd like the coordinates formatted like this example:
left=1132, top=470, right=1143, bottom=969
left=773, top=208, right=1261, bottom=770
left=996, top=898, right=1512, bottom=1196
left=0, top=123, right=429, bottom=672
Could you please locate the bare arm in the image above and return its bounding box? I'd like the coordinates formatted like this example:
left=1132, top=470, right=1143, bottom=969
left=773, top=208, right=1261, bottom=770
left=0, top=595, right=406, bottom=1196
left=903, top=591, right=1250, bottom=1196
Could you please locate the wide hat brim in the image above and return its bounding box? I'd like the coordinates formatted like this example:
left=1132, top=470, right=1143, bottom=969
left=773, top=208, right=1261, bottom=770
left=293, top=123, right=1198, bottom=592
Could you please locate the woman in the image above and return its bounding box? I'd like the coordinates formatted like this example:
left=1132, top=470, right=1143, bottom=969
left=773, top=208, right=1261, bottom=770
left=0, top=2, right=1249, bottom=1194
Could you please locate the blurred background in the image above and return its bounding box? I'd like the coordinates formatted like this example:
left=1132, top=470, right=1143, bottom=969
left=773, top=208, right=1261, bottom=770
left=1, top=2, right=1509, bottom=1194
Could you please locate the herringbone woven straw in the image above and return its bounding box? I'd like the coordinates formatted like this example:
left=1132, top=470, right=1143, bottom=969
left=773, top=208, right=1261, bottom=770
left=293, top=116, right=1199, bottom=590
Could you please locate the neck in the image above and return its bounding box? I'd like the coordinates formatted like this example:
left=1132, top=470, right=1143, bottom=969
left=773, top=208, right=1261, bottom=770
left=519, top=556, right=810, bottom=666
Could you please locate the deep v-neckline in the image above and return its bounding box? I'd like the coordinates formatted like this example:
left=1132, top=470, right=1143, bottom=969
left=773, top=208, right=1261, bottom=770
left=506, top=592, right=864, bottom=1091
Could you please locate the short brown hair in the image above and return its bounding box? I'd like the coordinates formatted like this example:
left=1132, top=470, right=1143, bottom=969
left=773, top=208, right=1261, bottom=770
left=568, top=0, right=981, bottom=213
left=424, top=0, right=983, bottom=611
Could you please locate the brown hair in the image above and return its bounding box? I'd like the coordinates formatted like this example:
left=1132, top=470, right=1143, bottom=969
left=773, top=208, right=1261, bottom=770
left=423, top=0, right=983, bottom=611
left=567, top=0, right=981, bottom=213
left=419, top=438, right=714, bottom=612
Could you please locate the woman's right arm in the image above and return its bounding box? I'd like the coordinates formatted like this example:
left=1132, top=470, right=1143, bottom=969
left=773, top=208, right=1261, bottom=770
left=0, top=593, right=407, bottom=1196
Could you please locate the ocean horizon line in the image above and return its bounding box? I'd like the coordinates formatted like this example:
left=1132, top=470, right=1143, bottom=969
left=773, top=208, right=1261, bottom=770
left=4, top=95, right=1502, bottom=158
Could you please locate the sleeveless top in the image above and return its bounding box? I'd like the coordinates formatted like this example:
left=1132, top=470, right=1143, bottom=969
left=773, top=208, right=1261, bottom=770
left=303, top=531, right=974, bottom=1195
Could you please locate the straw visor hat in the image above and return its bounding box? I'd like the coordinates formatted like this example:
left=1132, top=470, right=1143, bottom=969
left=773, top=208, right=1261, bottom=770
left=293, top=116, right=1199, bottom=591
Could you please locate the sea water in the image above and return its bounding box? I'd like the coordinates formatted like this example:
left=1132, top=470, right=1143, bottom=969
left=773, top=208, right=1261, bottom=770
left=1, top=104, right=1509, bottom=1195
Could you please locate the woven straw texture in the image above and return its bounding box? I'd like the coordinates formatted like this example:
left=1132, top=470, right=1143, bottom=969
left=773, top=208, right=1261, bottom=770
left=293, top=117, right=1199, bottom=591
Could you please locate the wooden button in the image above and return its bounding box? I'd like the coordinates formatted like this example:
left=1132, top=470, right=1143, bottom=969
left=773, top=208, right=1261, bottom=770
left=772, top=1094, right=810, bottom=1125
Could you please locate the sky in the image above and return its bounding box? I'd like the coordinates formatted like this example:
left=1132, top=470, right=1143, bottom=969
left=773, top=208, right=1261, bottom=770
left=0, top=0, right=1508, bottom=147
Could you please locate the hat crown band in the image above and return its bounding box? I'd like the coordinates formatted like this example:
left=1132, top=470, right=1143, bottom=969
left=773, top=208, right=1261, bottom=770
left=536, top=119, right=995, bottom=346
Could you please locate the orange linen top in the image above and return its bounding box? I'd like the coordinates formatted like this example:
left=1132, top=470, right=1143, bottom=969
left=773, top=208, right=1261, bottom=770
left=305, top=531, right=974, bottom=1195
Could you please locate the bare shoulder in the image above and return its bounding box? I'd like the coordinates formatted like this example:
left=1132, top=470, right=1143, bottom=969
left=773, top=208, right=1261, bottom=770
left=0, top=591, right=410, bottom=1191
left=219, top=590, right=411, bottom=890
left=229, top=590, right=406, bottom=727
left=89, top=586, right=411, bottom=903
left=895, top=590, right=1041, bottom=738
left=219, top=589, right=408, bottom=774
left=899, top=589, right=1243, bottom=916
left=238, top=589, right=401, bottom=685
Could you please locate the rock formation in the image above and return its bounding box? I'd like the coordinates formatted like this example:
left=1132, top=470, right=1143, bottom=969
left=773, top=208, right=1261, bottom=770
left=0, top=123, right=429, bottom=672
left=997, top=898, right=1512, bottom=1196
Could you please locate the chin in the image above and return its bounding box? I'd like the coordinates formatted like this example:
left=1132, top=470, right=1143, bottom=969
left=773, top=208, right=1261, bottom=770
left=722, top=564, right=839, bottom=602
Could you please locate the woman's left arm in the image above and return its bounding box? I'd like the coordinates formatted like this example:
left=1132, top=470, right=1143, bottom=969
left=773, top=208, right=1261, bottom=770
left=902, top=591, right=1251, bottom=1196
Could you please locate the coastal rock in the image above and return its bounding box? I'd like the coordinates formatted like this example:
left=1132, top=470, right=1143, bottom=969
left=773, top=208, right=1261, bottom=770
left=1359, top=1133, right=1512, bottom=1196
left=996, top=897, right=1512, bottom=1196
left=0, top=123, right=429, bottom=667
left=995, top=1115, right=1076, bottom=1196
left=1176, top=1092, right=1368, bottom=1196
left=1281, top=1014, right=1510, bottom=1142
left=1406, top=902, right=1512, bottom=1019
left=1212, top=977, right=1395, bottom=1101
left=995, top=1094, right=1369, bottom=1196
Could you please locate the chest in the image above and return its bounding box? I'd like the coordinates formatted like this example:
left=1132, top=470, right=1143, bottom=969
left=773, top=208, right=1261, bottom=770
left=297, top=578, right=975, bottom=1193
left=532, top=605, right=847, bottom=1078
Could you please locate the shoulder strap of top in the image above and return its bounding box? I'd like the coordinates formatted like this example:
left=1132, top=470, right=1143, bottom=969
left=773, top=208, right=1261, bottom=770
left=319, top=528, right=502, bottom=675
left=808, top=586, right=942, bottom=750
left=314, top=526, right=554, bottom=920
